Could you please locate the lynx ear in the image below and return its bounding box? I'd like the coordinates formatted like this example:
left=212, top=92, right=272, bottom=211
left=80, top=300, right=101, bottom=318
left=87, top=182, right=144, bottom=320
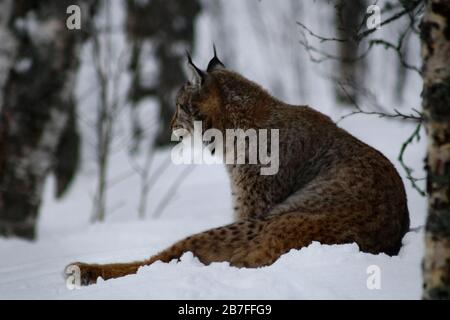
left=207, top=44, right=225, bottom=72
left=186, top=51, right=205, bottom=86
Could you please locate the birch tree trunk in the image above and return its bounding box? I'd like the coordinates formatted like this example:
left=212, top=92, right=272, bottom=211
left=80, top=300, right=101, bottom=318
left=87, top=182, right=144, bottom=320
left=421, top=0, right=450, bottom=299
left=0, top=1, right=95, bottom=239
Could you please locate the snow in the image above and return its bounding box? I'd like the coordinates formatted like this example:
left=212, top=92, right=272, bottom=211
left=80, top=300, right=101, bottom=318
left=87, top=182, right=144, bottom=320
left=0, top=0, right=426, bottom=299
left=0, top=131, right=426, bottom=299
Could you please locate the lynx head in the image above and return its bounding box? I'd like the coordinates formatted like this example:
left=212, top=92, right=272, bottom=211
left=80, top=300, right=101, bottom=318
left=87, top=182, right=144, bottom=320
left=171, top=46, right=272, bottom=139
left=170, top=46, right=227, bottom=137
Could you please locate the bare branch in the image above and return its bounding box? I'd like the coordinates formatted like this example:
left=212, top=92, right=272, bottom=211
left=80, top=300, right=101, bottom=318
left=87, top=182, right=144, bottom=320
left=398, top=123, right=426, bottom=196
left=296, top=21, right=347, bottom=43
left=337, top=84, right=423, bottom=123
left=296, top=4, right=419, bottom=44
left=367, top=38, right=421, bottom=75
left=337, top=84, right=425, bottom=196
left=296, top=1, right=424, bottom=68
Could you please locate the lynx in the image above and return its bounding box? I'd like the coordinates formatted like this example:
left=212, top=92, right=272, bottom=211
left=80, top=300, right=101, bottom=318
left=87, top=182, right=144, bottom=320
left=67, top=50, right=409, bottom=285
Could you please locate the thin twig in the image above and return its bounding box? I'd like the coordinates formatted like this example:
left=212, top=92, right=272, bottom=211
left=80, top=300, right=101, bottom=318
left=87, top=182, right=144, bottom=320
left=337, top=84, right=426, bottom=197
left=296, top=4, right=418, bottom=45
left=337, top=84, right=423, bottom=123
left=398, top=122, right=426, bottom=196
left=296, top=21, right=347, bottom=43
left=296, top=1, right=423, bottom=66
left=152, top=166, right=195, bottom=219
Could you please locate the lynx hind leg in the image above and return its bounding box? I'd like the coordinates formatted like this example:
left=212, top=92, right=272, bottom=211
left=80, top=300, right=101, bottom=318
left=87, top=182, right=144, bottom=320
left=66, top=210, right=405, bottom=285
left=146, top=219, right=267, bottom=266
left=65, top=212, right=371, bottom=286
left=228, top=214, right=305, bottom=268
left=149, top=213, right=343, bottom=269
left=230, top=212, right=365, bottom=268
left=65, top=219, right=265, bottom=286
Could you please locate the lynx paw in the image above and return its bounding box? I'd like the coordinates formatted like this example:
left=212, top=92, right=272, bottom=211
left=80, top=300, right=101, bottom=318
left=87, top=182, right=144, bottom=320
left=230, top=246, right=275, bottom=268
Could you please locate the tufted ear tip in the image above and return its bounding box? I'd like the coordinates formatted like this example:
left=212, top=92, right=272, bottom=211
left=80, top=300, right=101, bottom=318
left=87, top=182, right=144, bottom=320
left=207, top=44, right=225, bottom=72
left=186, top=50, right=205, bottom=86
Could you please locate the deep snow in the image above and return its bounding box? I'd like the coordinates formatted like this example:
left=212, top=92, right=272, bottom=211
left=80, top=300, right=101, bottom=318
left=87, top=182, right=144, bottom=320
left=0, top=113, right=426, bottom=299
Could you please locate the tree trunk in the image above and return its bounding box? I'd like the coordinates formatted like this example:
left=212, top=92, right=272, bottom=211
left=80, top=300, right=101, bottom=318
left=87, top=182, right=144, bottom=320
left=421, top=0, right=450, bottom=300
left=0, top=0, right=96, bottom=239
left=334, top=0, right=367, bottom=104
left=125, top=0, right=201, bottom=149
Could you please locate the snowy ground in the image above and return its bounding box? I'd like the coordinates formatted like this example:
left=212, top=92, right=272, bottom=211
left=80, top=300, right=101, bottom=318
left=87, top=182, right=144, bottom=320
left=0, top=112, right=426, bottom=299
left=0, top=0, right=426, bottom=299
